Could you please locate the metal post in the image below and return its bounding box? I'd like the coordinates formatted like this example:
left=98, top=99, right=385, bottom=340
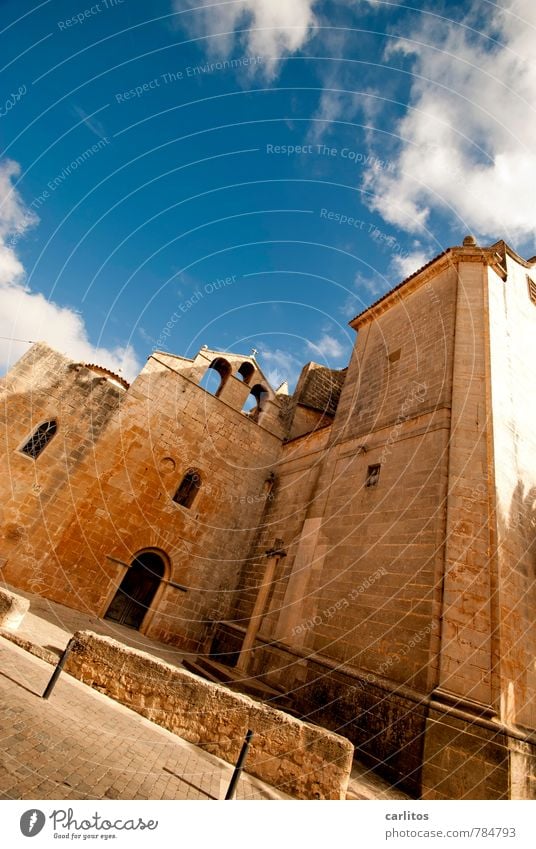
left=225, top=729, right=254, bottom=800
left=42, top=638, right=75, bottom=700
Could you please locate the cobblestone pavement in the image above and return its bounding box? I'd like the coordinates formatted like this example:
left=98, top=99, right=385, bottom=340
left=0, top=637, right=291, bottom=801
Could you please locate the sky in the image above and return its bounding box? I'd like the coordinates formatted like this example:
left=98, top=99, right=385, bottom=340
left=1, top=0, right=535, bottom=388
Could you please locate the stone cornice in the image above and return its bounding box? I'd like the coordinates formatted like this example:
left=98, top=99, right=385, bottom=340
left=350, top=240, right=534, bottom=329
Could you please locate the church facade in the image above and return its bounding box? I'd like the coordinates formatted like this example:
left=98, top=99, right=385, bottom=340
left=1, top=237, right=535, bottom=800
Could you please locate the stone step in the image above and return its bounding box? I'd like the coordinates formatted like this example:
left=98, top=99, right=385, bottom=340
left=185, top=656, right=239, bottom=684
left=182, top=658, right=226, bottom=686
left=195, top=656, right=290, bottom=695
left=182, top=657, right=294, bottom=711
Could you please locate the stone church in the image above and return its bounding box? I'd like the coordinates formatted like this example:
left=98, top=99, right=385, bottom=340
left=1, top=236, right=535, bottom=800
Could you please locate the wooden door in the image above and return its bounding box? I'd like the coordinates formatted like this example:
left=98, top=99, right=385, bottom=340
left=105, top=553, right=164, bottom=629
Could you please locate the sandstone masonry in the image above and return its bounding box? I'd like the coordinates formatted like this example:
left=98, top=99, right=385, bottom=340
left=1, top=238, right=535, bottom=799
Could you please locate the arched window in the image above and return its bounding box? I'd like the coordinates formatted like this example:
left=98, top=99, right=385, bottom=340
left=236, top=362, right=255, bottom=384
left=173, top=469, right=201, bottom=509
left=242, top=384, right=269, bottom=420
left=199, top=358, right=231, bottom=397
left=251, top=384, right=269, bottom=405
left=20, top=420, right=58, bottom=459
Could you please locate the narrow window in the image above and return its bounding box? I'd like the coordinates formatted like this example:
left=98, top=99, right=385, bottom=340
left=20, top=420, right=57, bottom=459
left=527, top=276, right=536, bottom=305
left=173, top=469, right=201, bottom=509
left=365, top=463, right=381, bottom=488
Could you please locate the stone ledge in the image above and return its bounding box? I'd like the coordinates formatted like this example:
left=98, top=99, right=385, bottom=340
left=0, top=586, right=30, bottom=630
left=64, top=630, right=354, bottom=800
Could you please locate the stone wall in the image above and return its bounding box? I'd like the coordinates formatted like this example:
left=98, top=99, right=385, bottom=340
left=436, top=258, right=494, bottom=706
left=281, top=362, right=346, bottom=439
left=420, top=248, right=536, bottom=796
left=422, top=709, right=510, bottom=800
left=233, top=261, right=456, bottom=687
left=293, top=362, right=347, bottom=417
left=487, top=254, right=536, bottom=732
left=230, top=425, right=333, bottom=639
left=64, top=631, right=354, bottom=800
left=0, top=344, right=126, bottom=599
left=0, top=346, right=284, bottom=651
left=336, top=262, right=457, bottom=443
left=214, top=625, right=536, bottom=798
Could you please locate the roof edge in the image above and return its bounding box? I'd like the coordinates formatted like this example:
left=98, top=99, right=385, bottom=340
left=83, top=363, right=130, bottom=390
left=349, top=239, right=534, bottom=328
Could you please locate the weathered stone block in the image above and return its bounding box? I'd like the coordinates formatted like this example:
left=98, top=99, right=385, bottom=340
left=0, top=586, right=29, bottom=630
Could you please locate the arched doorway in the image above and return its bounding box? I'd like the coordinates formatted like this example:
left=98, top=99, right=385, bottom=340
left=104, top=551, right=166, bottom=630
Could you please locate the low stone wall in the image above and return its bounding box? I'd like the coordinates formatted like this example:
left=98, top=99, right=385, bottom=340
left=65, top=631, right=354, bottom=799
left=0, top=587, right=29, bottom=630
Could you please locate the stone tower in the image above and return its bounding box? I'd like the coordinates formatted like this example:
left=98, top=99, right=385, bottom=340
left=221, top=238, right=536, bottom=799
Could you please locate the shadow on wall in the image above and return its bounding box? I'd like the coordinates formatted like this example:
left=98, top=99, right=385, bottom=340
left=501, top=480, right=536, bottom=566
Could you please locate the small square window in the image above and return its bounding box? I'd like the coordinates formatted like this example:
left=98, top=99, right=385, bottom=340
left=527, top=276, right=536, bottom=305
left=365, top=464, right=381, bottom=487
left=388, top=349, right=401, bottom=364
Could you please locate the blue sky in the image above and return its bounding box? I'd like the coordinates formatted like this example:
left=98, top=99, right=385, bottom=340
left=1, top=0, right=535, bottom=387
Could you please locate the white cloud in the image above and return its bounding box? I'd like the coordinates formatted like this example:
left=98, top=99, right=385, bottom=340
left=178, top=0, right=320, bottom=78
left=307, top=88, right=363, bottom=145
left=259, top=346, right=302, bottom=388
left=307, top=333, right=345, bottom=359
left=305, top=21, right=375, bottom=145
left=0, top=159, right=140, bottom=380
left=390, top=249, right=429, bottom=280
left=343, top=252, right=428, bottom=319
left=364, top=0, right=536, bottom=244
left=0, top=159, right=37, bottom=245
left=0, top=242, right=25, bottom=287
left=351, top=269, right=390, bottom=303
